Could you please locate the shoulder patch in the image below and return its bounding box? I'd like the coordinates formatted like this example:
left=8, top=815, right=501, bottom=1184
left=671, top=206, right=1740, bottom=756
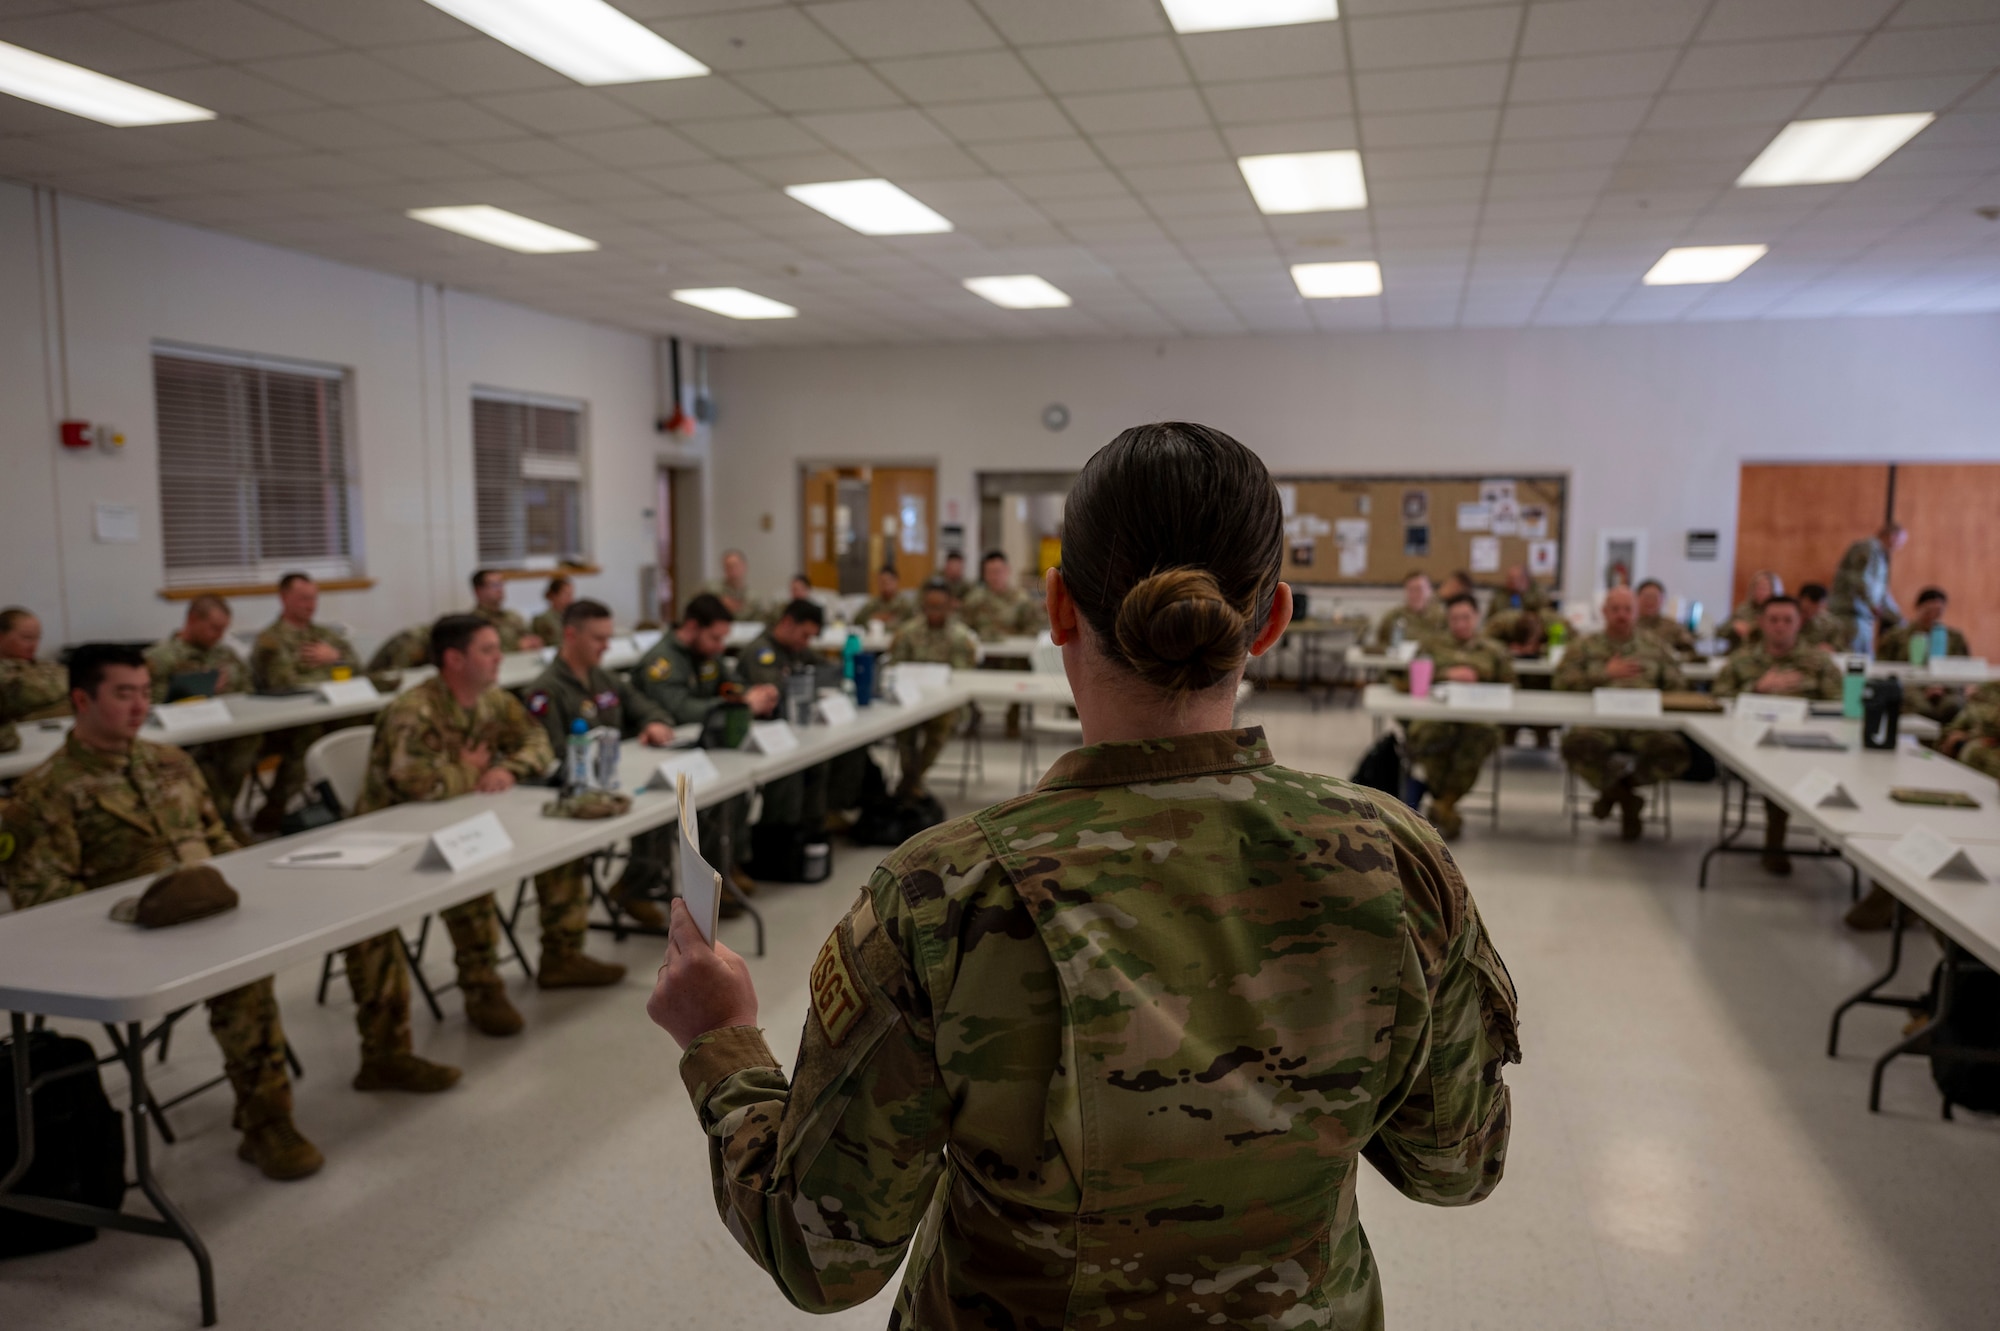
left=757, top=649, right=775, bottom=666
left=647, top=658, right=671, bottom=681
left=809, top=928, right=867, bottom=1047
left=526, top=691, right=550, bottom=715
left=0, top=829, right=14, bottom=862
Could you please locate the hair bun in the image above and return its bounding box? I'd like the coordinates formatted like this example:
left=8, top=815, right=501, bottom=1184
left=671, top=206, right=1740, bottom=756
left=1113, top=568, right=1251, bottom=693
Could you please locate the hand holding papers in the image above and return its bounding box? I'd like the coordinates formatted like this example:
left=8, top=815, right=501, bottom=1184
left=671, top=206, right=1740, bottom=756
left=675, top=772, right=721, bottom=945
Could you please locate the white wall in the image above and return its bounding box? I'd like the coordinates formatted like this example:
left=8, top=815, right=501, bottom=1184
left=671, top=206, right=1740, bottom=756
left=0, top=181, right=701, bottom=651
left=707, top=317, right=2000, bottom=624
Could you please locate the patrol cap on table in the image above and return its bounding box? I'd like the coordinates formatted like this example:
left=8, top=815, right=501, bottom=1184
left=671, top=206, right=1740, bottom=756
left=109, top=865, right=240, bottom=928
left=543, top=790, right=632, bottom=820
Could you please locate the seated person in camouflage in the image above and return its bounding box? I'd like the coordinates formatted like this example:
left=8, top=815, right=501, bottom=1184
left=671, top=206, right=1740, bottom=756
left=1437, top=568, right=1473, bottom=602
left=1406, top=594, right=1516, bottom=840
left=470, top=567, right=543, bottom=651
left=521, top=598, right=678, bottom=938
left=146, top=595, right=260, bottom=836
left=1634, top=578, right=1697, bottom=658
left=0, top=606, right=70, bottom=754
left=649, top=422, right=1519, bottom=1327
left=939, top=550, right=972, bottom=604
left=250, top=572, right=364, bottom=833
left=1374, top=570, right=1443, bottom=650
left=1795, top=583, right=1846, bottom=652
left=1720, top=569, right=1781, bottom=653
left=1486, top=605, right=1549, bottom=659
left=366, top=623, right=432, bottom=674
left=961, top=549, right=1046, bottom=640
left=1939, top=682, right=2000, bottom=780
left=357, top=614, right=611, bottom=1038
left=1554, top=586, right=1689, bottom=842
left=1713, top=596, right=1843, bottom=875
left=740, top=599, right=867, bottom=837
left=699, top=548, right=776, bottom=624
left=887, top=581, right=978, bottom=802
left=856, top=564, right=917, bottom=630
left=1486, top=564, right=1548, bottom=623
left=531, top=574, right=574, bottom=646
left=1877, top=586, right=1971, bottom=722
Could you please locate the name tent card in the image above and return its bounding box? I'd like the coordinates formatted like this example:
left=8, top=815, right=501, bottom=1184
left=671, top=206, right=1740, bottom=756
left=1927, top=656, right=1990, bottom=681
left=318, top=677, right=381, bottom=706
left=650, top=750, right=722, bottom=793
left=816, top=693, right=858, bottom=726
left=748, top=720, right=799, bottom=757
left=1790, top=768, right=1858, bottom=810
left=631, top=629, right=664, bottom=654
left=1389, top=640, right=1421, bottom=664
left=1443, top=683, right=1515, bottom=711
left=420, top=810, right=514, bottom=873
left=152, top=698, right=233, bottom=733
left=894, top=678, right=925, bottom=708
left=607, top=636, right=638, bottom=661
left=1734, top=694, right=1810, bottom=726
left=1887, top=826, right=1984, bottom=883
left=1592, top=688, right=1662, bottom=718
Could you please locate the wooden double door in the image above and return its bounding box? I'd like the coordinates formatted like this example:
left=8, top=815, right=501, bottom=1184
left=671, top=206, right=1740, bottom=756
left=801, top=465, right=937, bottom=595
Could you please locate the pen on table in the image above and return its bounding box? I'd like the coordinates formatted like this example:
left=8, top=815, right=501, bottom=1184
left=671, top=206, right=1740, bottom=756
left=286, top=850, right=344, bottom=863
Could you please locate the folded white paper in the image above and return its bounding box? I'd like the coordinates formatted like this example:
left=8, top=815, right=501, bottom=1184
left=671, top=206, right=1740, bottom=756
left=1733, top=694, right=1810, bottom=726
left=420, top=810, right=514, bottom=873
left=1443, top=682, right=1515, bottom=711
left=632, top=629, right=665, bottom=653
left=748, top=720, right=799, bottom=757
left=152, top=698, right=233, bottom=732
left=1389, top=640, right=1420, bottom=664
left=1790, top=768, right=1858, bottom=810
left=651, top=749, right=723, bottom=792
left=1887, top=826, right=1984, bottom=882
left=1592, top=687, right=1662, bottom=718
left=894, top=662, right=953, bottom=693
left=318, top=677, right=381, bottom=706
left=272, top=833, right=420, bottom=870
left=607, top=636, right=637, bottom=661
left=676, top=772, right=720, bottom=944
left=816, top=694, right=858, bottom=726
left=1926, top=656, right=1990, bottom=680
left=893, top=678, right=925, bottom=708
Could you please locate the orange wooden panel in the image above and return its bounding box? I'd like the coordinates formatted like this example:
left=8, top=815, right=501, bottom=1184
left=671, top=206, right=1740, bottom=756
left=869, top=466, right=938, bottom=591
left=1734, top=465, right=1889, bottom=607
left=801, top=469, right=840, bottom=590
left=1889, top=464, right=2000, bottom=656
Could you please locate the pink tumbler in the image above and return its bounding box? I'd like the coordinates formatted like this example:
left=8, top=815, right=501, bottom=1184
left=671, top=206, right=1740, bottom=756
left=1408, top=656, right=1434, bottom=698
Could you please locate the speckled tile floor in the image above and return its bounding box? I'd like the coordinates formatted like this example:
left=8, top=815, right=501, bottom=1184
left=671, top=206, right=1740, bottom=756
left=5, top=691, right=1997, bottom=1329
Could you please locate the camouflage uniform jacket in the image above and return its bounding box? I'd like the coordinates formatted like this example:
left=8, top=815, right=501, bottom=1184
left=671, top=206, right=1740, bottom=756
left=888, top=617, right=978, bottom=669
left=366, top=626, right=430, bottom=674
left=633, top=635, right=742, bottom=725
left=530, top=610, right=563, bottom=645
left=0, top=657, right=70, bottom=753
left=1828, top=537, right=1898, bottom=627
left=523, top=655, right=669, bottom=752
left=699, top=578, right=776, bottom=623
left=472, top=605, right=535, bottom=652
left=354, top=676, right=553, bottom=815
left=1428, top=635, right=1517, bottom=684
left=1712, top=645, right=1843, bottom=699
left=1553, top=632, right=1686, bottom=692
left=1876, top=623, right=1970, bottom=664
left=250, top=618, right=360, bottom=692
left=1799, top=613, right=1848, bottom=651
left=1373, top=602, right=1445, bottom=651
left=856, top=591, right=918, bottom=628
left=961, top=584, right=1043, bottom=640
left=738, top=630, right=817, bottom=690
left=1484, top=584, right=1549, bottom=622
left=1635, top=613, right=1697, bottom=659
left=144, top=635, right=251, bottom=703
left=677, top=727, right=1520, bottom=1326
left=1, top=734, right=233, bottom=911
left=941, top=576, right=973, bottom=603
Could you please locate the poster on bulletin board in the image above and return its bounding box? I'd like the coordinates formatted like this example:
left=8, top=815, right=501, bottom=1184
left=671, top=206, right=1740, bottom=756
left=1276, top=474, right=1568, bottom=590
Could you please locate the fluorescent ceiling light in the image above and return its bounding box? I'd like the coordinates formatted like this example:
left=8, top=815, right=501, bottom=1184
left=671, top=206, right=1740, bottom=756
left=784, top=179, right=953, bottom=235
left=1240, top=150, right=1368, bottom=214
left=1291, top=261, right=1382, bottom=299
left=1642, top=245, right=1767, bottom=286
left=408, top=205, right=598, bottom=253
left=0, top=39, right=214, bottom=126
left=423, top=0, right=708, bottom=85
left=1736, top=113, right=1936, bottom=187
left=673, top=288, right=798, bottom=320
left=964, top=275, right=1072, bottom=309
left=1163, top=0, right=1339, bottom=34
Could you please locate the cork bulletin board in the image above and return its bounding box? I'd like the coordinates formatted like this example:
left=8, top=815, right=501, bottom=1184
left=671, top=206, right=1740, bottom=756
left=1277, top=474, right=1568, bottom=588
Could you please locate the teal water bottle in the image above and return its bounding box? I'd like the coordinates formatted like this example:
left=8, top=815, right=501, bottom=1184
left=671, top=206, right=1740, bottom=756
left=1908, top=633, right=1928, bottom=666
left=1929, top=625, right=1948, bottom=663
left=842, top=630, right=862, bottom=698
left=1841, top=660, right=1867, bottom=718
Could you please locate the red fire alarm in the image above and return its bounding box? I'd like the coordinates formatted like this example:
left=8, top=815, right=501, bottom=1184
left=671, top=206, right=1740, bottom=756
left=60, top=420, right=93, bottom=449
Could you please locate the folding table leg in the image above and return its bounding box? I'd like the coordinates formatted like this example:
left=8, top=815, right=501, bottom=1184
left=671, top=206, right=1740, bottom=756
left=120, top=1021, right=218, bottom=1326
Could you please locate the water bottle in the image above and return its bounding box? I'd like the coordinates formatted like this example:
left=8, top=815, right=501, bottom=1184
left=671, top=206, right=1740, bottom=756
left=1908, top=633, right=1928, bottom=666
left=591, top=726, right=620, bottom=791
left=1929, top=625, right=1949, bottom=663
left=566, top=718, right=591, bottom=791
left=1862, top=676, right=1902, bottom=750
left=1546, top=619, right=1566, bottom=649
left=1390, top=619, right=1405, bottom=651
left=841, top=630, right=862, bottom=698
left=1841, top=659, right=1867, bottom=719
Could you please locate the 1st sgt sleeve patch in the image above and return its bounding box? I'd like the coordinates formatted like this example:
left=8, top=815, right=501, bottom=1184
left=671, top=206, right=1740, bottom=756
left=809, top=928, right=866, bottom=1047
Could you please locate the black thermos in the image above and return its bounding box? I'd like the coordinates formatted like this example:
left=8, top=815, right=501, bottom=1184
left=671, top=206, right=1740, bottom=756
left=1861, top=676, right=1902, bottom=750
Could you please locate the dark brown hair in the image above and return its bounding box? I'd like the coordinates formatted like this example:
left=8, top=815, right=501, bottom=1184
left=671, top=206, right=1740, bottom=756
left=1060, top=422, right=1282, bottom=692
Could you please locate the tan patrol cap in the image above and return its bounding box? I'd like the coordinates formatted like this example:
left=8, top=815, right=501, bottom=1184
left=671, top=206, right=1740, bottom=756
left=109, top=865, right=240, bottom=928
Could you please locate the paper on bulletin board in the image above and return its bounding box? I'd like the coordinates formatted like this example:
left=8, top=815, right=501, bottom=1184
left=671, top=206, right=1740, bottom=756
left=1338, top=544, right=1367, bottom=577
left=1401, top=489, right=1429, bottom=521
left=1277, top=483, right=1298, bottom=518
left=1480, top=480, right=1515, bottom=508
left=1470, top=535, right=1501, bottom=573
left=1457, top=502, right=1491, bottom=532
left=1490, top=497, right=1521, bottom=536
left=1518, top=505, right=1549, bottom=540
left=1528, top=539, right=1559, bottom=576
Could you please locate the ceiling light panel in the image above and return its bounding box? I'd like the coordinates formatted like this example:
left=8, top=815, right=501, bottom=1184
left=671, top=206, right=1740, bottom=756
left=1642, top=245, right=1767, bottom=286
left=408, top=205, right=599, bottom=253
left=1163, top=0, right=1339, bottom=34
left=1240, top=151, right=1369, bottom=214
left=785, top=179, right=953, bottom=235
left=1735, top=113, right=1936, bottom=188
left=423, top=0, right=708, bottom=85
left=965, top=276, right=1073, bottom=309
left=673, top=288, right=798, bottom=320
left=1291, top=260, right=1382, bottom=298
left=0, top=39, right=214, bottom=126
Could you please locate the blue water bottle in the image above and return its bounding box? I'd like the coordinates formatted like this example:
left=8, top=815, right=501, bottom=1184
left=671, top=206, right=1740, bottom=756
left=566, top=718, right=591, bottom=791
left=1929, top=624, right=1949, bottom=663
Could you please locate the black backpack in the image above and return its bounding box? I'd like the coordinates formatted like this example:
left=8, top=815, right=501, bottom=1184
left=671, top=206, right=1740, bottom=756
left=750, top=822, right=833, bottom=884
left=1928, top=956, right=2000, bottom=1115
left=850, top=794, right=947, bottom=848
left=1350, top=732, right=1405, bottom=800
left=0, top=1031, right=128, bottom=1258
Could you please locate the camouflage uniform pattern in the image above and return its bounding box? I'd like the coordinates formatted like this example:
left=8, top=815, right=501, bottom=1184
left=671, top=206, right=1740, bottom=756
left=1711, top=645, right=1844, bottom=701
left=1373, top=601, right=1445, bottom=651
left=472, top=604, right=535, bottom=651
left=1943, top=686, right=2000, bottom=781
left=888, top=618, right=979, bottom=794
left=677, top=728, right=1519, bottom=1327
left=631, top=636, right=752, bottom=862
left=0, top=736, right=294, bottom=1124
left=251, top=618, right=365, bottom=819
left=698, top=578, right=778, bottom=624
left=145, top=634, right=261, bottom=831
left=856, top=590, right=918, bottom=629
left=366, top=625, right=430, bottom=674
left=1407, top=636, right=1516, bottom=804
left=0, top=657, right=69, bottom=754
left=1827, top=537, right=1898, bottom=653
left=1483, top=583, right=1549, bottom=623
left=960, top=584, right=1044, bottom=640
left=1635, top=613, right=1697, bottom=659
left=530, top=609, right=564, bottom=646
left=1876, top=622, right=1970, bottom=665
left=1553, top=632, right=1691, bottom=792
left=1800, top=613, right=1848, bottom=651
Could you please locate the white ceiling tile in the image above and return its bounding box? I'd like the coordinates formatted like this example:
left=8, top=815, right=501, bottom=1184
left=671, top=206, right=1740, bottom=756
left=1841, top=24, right=2000, bottom=79
left=731, top=63, right=904, bottom=112
left=805, top=0, right=1003, bottom=57
left=1484, top=168, right=1612, bottom=199
left=1521, top=0, right=1707, bottom=59
left=375, top=38, right=566, bottom=96
left=1799, top=75, right=1985, bottom=118
left=0, top=10, right=201, bottom=72
left=1020, top=36, right=1186, bottom=93
left=1178, top=24, right=1347, bottom=81
left=1362, top=108, right=1500, bottom=149
left=1060, top=88, right=1209, bottom=135
left=1203, top=76, right=1349, bottom=126
left=1219, top=119, right=1358, bottom=156
left=135, top=63, right=321, bottom=115
left=361, top=98, right=522, bottom=145
left=1644, top=86, right=1813, bottom=131
left=455, top=137, right=601, bottom=175
left=245, top=51, right=440, bottom=103
left=1347, top=7, right=1525, bottom=72
left=1510, top=49, right=1679, bottom=103
left=672, top=115, right=825, bottom=158
left=113, top=0, right=332, bottom=61
left=1698, top=0, right=1900, bottom=43
left=559, top=125, right=713, bottom=169
left=871, top=50, right=1042, bottom=103
left=1355, top=63, right=1512, bottom=113
left=1367, top=174, right=1489, bottom=205
left=248, top=108, right=419, bottom=151
left=653, top=8, right=853, bottom=70
left=798, top=107, right=951, bottom=151
left=477, top=88, right=652, bottom=134
left=968, top=137, right=1101, bottom=172
left=971, top=0, right=1167, bottom=45
left=737, top=151, right=871, bottom=185
left=850, top=143, right=989, bottom=177
left=1499, top=97, right=1652, bottom=140
left=1005, top=169, right=1130, bottom=200
left=925, top=97, right=1072, bottom=142
left=1367, top=144, right=1499, bottom=180
left=250, top=0, right=472, bottom=45
left=1119, top=161, right=1242, bottom=192
left=1671, top=36, right=1863, bottom=92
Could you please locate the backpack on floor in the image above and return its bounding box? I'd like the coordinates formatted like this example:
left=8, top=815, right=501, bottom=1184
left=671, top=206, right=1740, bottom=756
left=1927, top=956, right=2000, bottom=1115
left=750, top=822, right=833, bottom=884
left=1350, top=732, right=1405, bottom=801
left=850, top=794, right=946, bottom=848
left=0, top=1030, right=128, bottom=1259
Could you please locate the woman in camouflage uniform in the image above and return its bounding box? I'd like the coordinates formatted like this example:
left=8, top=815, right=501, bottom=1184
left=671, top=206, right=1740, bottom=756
left=648, top=422, right=1521, bottom=1329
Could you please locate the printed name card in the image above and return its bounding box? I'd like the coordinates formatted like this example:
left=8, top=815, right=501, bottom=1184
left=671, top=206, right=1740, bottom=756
left=1790, top=768, right=1858, bottom=810
left=815, top=694, right=858, bottom=726
left=748, top=720, right=799, bottom=757
left=318, top=677, right=381, bottom=706
left=607, top=636, right=638, bottom=661
left=650, top=749, right=722, bottom=793
left=1887, top=826, right=1984, bottom=883
left=1592, top=688, right=1662, bottom=718
left=421, top=810, right=514, bottom=873
left=893, top=678, right=925, bottom=708
left=1444, top=683, right=1515, bottom=711
left=152, top=698, right=233, bottom=733
left=895, top=663, right=953, bottom=693
left=1926, top=656, right=1990, bottom=680
left=1389, top=640, right=1421, bottom=664
left=1734, top=694, right=1810, bottom=726
left=631, top=629, right=664, bottom=654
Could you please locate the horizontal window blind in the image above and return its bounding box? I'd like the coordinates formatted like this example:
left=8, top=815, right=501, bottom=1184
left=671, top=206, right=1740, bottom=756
left=154, top=349, right=356, bottom=587
left=473, top=392, right=586, bottom=566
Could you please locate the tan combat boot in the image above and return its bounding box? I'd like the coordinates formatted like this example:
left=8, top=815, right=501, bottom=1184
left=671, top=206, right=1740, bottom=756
left=1844, top=883, right=1898, bottom=931
left=236, top=1094, right=324, bottom=1181
left=1430, top=796, right=1462, bottom=841
left=730, top=865, right=760, bottom=897
left=353, top=1051, right=462, bottom=1093
left=537, top=949, right=627, bottom=989
left=610, top=885, right=668, bottom=930
left=462, top=981, right=524, bottom=1037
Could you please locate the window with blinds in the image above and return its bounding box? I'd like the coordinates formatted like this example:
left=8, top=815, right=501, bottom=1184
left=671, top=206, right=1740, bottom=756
left=472, top=391, right=587, bottom=566
left=153, top=347, right=357, bottom=587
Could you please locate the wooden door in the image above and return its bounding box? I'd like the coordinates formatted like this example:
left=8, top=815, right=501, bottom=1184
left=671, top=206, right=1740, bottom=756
left=868, top=467, right=937, bottom=592
left=1889, top=464, right=2000, bottom=655
left=801, top=468, right=840, bottom=590
left=654, top=466, right=677, bottom=619
left=1734, top=464, right=1889, bottom=606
